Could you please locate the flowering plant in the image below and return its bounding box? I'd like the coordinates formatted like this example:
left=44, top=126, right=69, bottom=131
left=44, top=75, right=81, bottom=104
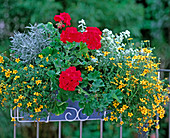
left=0, top=12, right=169, bottom=132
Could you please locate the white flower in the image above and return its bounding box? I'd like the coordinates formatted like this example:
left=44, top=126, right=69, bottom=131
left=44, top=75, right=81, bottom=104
left=78, top=19, right=86, bottom=25
left=78, top=19, right=86, bottom=32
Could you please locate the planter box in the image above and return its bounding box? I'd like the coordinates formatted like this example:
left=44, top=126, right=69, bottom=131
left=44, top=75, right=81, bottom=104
left=11, top=99, right=105, bottom=122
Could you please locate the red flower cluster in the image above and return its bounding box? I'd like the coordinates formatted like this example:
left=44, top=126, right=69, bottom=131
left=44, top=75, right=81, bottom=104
left=54, top=12, right=71, bottom=26
left=83, top=27, right=102, bottom=50
left=60, top=27, right=82, bottom=43
left=60, top=27, right=102, bottom=50
left=59, top=66, right=83, bottom=91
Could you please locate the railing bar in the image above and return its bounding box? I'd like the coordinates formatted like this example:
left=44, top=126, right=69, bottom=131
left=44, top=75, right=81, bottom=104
left=157, top=69, right=170, bottom=72
left=156, top=72, right=160, bottom=138
left=100, top=119, right=103, bottom=138
left=168, top=72, right=170, bottom=138
left=14, top=109, right=16, bottom=138
left=58, top=121, right=61, bottom=138
left=169, top=102, right=170, bottom=138
left=37, top=121, right=39, bottom=138
left=156, top=114, right=159, bottom=138
left=120, top=117, right=122, bottom=138
left=80, top=121, right=83, bottom=138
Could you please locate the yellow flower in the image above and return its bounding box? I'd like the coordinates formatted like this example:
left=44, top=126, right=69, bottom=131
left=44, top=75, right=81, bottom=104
left=23, top=81, right=27, bottom=84
left=113, top=101, right=119, bottom=108
left=36, top=80, right=42, bottom=85
left=46, top=57, right=49, bottom=62
left=33, top=98, right=37, bottom=103
left=14, top=76, right=20, bottom=80
left=139, top=123, right=143, bottom=127
left=35, top=108, right=41, bottom=112
left=91, top=55, right=95, bottom=59
left=122, top=105, right=129, bottom=110
left=104, top=51, right=110, bottom=56
left=14, top=99, right=19, bottom=103
left=11, top=118, right=16, bottom=122
left=155, top=125, right=160, bottom=130
left=109, top=57, right=115, bottom=60
left=128, top=112, right=133, bottom=117
left=115, top=41, right=120, bottom=44
left=34, top=92, right=40, bottom=96
left=18, top=95, right=23, bottom=100
left=0, top=56, right=4, bottom=63
left=154, top=120, right=159, bottom=123
left=5, top=69, right=12, bottom=78
left=1, top=66, right=6, bottom=72
left=113, top=63, right=117, bottom=66
left=104, top=117, right=108, bottom=121
left=88, top=65, right=94, bottom=71
left=13, top=70, right=18, bottom=74
left=128, top=38, right=133, bottom=40
left=117, top=63, right=122, bottom=68
left=110, top=116, right=114, bottom=121
left=13, top=106, right=16, bottom=110
left=143, top=127, right=148, bottom=132
left=24, top=67, right=28, bottom=71
left=144, top=40, right=149, bottom=42
left=17, top=103, right=22, bottom=107
left=137, top=118, right=142, bottom=121
left=15, top=58, right=20, bottom=63
left=39, top=105, right=43, bottom=109
left=140, top=98, right=145, bottom=102
left=27, top=102, right=32, bottom=107
left=120, top=121, right=124, bottom=125
left=29, top=64, right=34, bottom=69
left=124, top=78, right=129, bottom=82
left=27, top=85, right=32, bottom=89
left=117, top=47, right=124, bottom=51
left=5, top=72, right=10, bottom=78
left=38, top=54, right=43, bottom=59
left=148, top=119, right=153, bottom=124
left=39, top=64, right=44, bottom=67
left=30, top=115, right=34, bottom=118
left=43, top=86, right=46, bottom=89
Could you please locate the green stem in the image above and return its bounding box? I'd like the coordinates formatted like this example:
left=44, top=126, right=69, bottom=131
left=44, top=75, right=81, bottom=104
left=77, top=85, right=89, bottom=96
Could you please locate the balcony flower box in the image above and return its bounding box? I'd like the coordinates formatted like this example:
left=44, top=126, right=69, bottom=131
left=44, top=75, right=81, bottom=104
left=0, top=12, right=169, bottom=134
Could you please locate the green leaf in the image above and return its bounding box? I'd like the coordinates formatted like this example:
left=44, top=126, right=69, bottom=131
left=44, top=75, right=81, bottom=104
left=58, top=88, right=70, bottom=101
left=92, top=79, right=105, bottom=87
left=88, top=71, right=101, bottom=81
left=79, top=102, right=84, bottom=108
left=53, top=101, right=68, bottom=116
left=82, top=102, right=93, bottom=116
left=90, top=79, right=105, bottom=92
left=41, top=47, right=53, bottom=56
left=46, top=70, right=56, bottom=79
left=110, top=89, right=123, bottom=103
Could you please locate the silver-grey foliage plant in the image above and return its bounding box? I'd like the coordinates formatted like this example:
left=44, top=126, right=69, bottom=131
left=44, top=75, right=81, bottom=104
left=10, top=24, right=50, bottom=64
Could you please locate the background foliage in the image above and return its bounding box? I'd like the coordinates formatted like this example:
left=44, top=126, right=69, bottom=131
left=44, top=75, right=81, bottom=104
left=0, top=0, right=169, bottom=137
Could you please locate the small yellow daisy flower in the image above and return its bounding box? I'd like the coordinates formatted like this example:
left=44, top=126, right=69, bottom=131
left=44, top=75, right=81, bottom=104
left=15, top=58, right=20, bottom=63
left=38, top=54, right=43, bottom=59
left=87, top=65, right=94, bottom=71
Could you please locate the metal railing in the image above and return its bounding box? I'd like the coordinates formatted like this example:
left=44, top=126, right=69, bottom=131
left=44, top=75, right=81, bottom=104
left=12, top=69, right=170, bottom=138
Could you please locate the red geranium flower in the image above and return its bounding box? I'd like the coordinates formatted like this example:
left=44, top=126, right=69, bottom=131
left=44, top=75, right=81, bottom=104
left=60, top=27, right=83, bottom=43
left=54, top=12, right=71, bottom=26
left=60, top=12, right=71, bottom=26
left=54, top=15, right=64, bottom=22
left=59, top=66, right=83, bottom=91
left=83, top=27, right=102, bottom=50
